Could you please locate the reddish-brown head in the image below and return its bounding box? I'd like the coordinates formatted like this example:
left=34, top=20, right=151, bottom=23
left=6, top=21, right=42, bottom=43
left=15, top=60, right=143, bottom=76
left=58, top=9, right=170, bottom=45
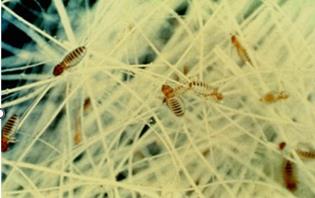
left=286, top=181, right=297, bottom=192
left=161, top=84, right=174, bottom=97
left=215, top=93, right=224, bottom=101
left=279, top=142, right=287, bottom=150
left=231, top=35, right=237, bottom=44
left=2, top=138, right=9, bottom=152
left=84, top=98, right=91, bottom=111
left=53, top=64, right=65, bottom=76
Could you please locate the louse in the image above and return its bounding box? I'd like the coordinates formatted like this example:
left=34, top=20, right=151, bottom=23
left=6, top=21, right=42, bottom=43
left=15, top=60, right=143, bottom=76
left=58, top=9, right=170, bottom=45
left=1, top=114, right=19, bottom=152
left=53, top=46, right=87, bottom=76
left=73, top=97, right=91, bottom=145
left=260, top=91, right=289, bottom=103
left=73, top=127, right=82, bottom=145
left=74, top=113, right=83, bottom=145
left=296, top=149, right=315, bottom=160
left=283, top=159, right=298, bottom=192
left=231, top=34, right=253, bottom=66
left=188, top=81, right=223, bottom=101
left=161, top=84, right=186, bottom=117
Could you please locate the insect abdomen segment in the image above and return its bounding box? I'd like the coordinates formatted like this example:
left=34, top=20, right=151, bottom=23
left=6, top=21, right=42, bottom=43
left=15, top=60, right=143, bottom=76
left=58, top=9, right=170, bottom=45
left=166, top=97, right=185, bottom=117
left=283, top=159, right=297, bottom=192
left=296, top=149, right=315, bottom=159
left=2, top=114, right=19, bottom=152
left=63, top=46, right=87, bottom=67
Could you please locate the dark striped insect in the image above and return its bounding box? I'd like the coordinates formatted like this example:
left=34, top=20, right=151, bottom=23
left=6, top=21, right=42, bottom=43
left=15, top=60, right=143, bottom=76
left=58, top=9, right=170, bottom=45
left=231, top=34, right=253, bottom=66
left=188, top=81, right=223, bottom=101
left=283, top=159, right=298, bottom=192
left=161, top=84, right=185, bottom=117
left=296, top=149, right=315, bottom=160
left=53, top=46, right=87, bottom=76
left=1, top=114, right=19, bottom=152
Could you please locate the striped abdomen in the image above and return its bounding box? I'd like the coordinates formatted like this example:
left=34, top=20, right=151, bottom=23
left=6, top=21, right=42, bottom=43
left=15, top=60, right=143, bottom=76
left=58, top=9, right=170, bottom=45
left=62, top=46, right=87, bottom=67
left=283, top=159, right=297, bottom=192
left=188, top=81, right=223, bottom=100
left=2, top=114, right=19, bottom=152
left=296, top=149, right=315, bottom=159
left=237, top=46, right=252, bottom=65
left=188, top=81, right=211, bottom=95
left=166, top=96, right=184, bottom=117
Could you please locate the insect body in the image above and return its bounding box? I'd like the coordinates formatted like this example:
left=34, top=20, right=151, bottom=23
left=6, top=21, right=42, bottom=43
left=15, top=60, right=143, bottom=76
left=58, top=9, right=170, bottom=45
left=1, top=114, right=19, bottom=152
left=260, top=91, right=289, bottom=103
left=53, top=46, right=87, bottom=76
left=73, top=126, right=82, bottom=145
left=161, top=84, right=185, bottom=117
left=73, top=97, right=92, bottom=145
left=188, top=81, right=223, bottom=101
left=296, top=149, right=315, bottom=159
left=188, top=81, right=210, bottom=95
left=283, top=159, right=297, bottom=192
left=231, top=35, right=253, bottom=66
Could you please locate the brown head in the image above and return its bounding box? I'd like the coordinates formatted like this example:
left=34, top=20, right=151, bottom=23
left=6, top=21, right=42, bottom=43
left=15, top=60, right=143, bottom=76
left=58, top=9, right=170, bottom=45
left=53, top=64, right=65, bottom=76
left=84, top=98, right=91, bottom=111
left=161, top=84, right=174, bottom=98
left=286, top=181, right=297, bottom=192
left=279, top=142, right=287, bottom=151
left=260, top=92, right=275, bottom=103
left=1, top=138, right=9, bottom=152
left=231, top=35, right=237, bottom=45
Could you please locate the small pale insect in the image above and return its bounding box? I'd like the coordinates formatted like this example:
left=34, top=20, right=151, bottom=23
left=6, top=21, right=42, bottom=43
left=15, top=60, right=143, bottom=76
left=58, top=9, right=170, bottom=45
left=1, top=114, right=19, bottom=152
left=73, top=128, right=82, bottom=145
left=188, top=81, right=223, bottom=101
left=188, top=81, right=210, bottom=95
left=260, top=91, right=289, bottom=103
left=161, top=84, right=185, bottom=117
left=283, top=159, right=298, bottom=192
left=231, top=34, right=253, bottom=66
left=53, top=46, right=87, bottom=76
left=209, top=88, right=224, bottom=101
